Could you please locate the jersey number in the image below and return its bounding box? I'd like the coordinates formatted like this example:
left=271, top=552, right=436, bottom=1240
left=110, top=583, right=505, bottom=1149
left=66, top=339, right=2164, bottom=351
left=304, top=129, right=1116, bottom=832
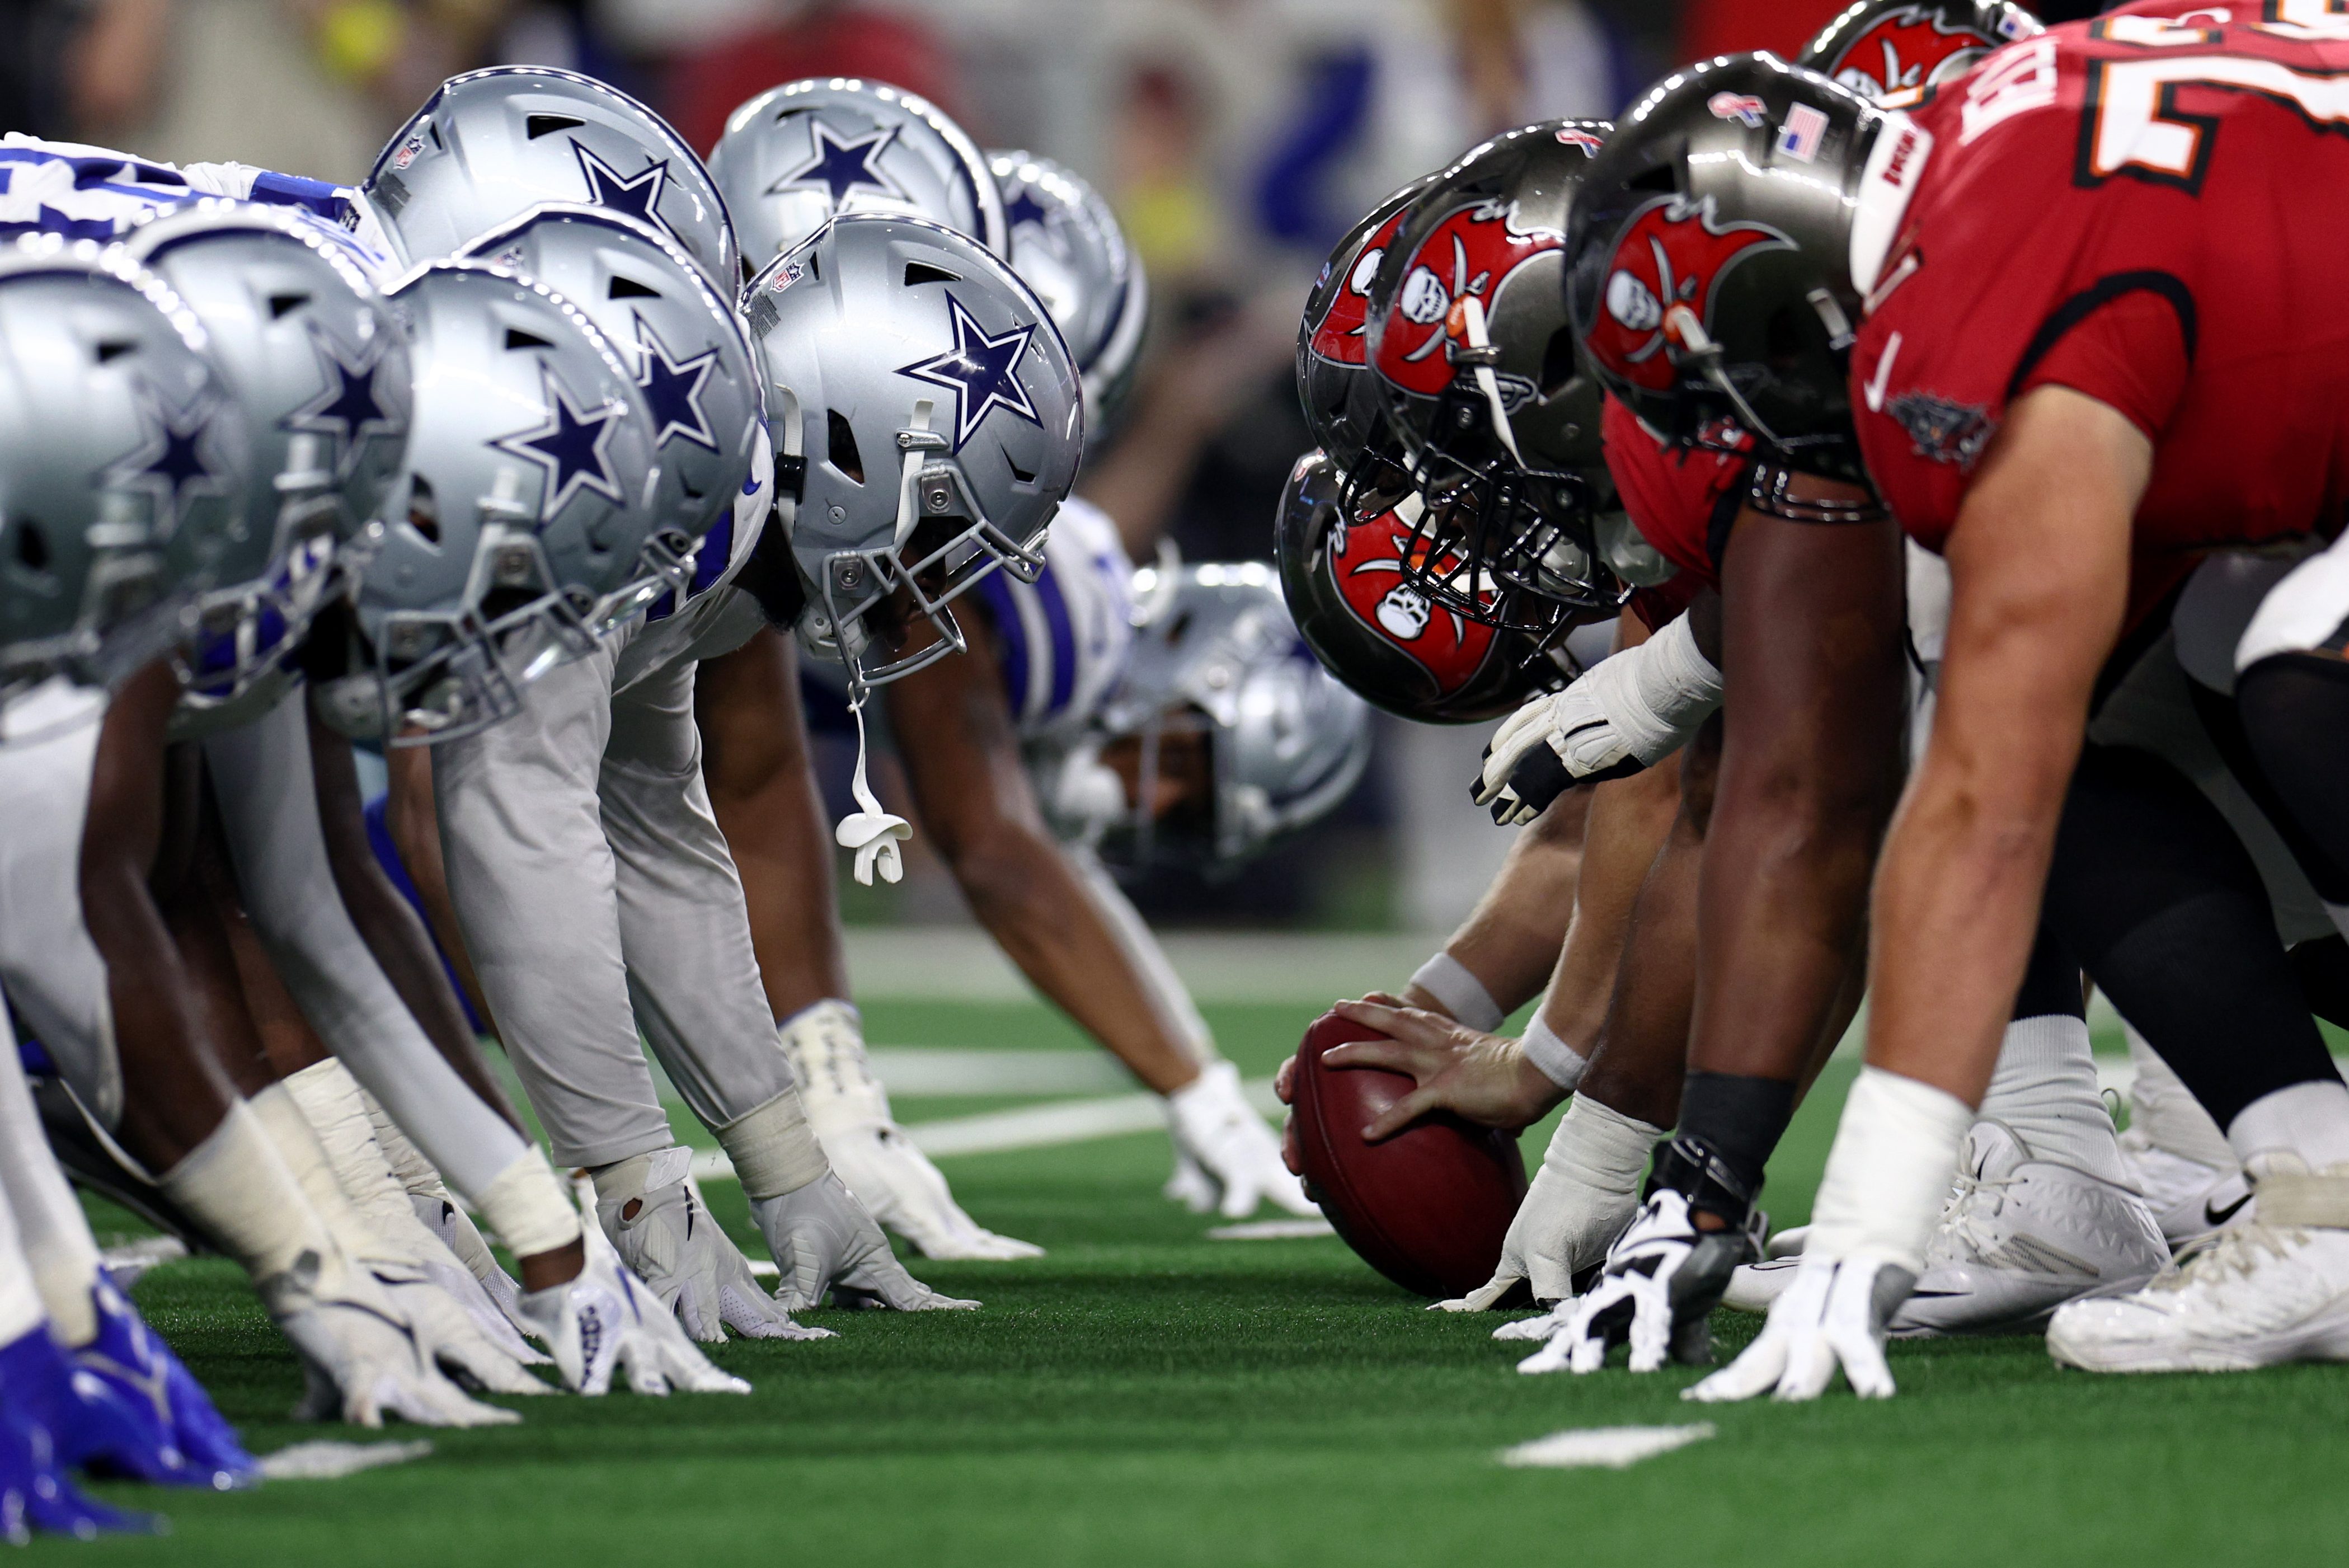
left=2082, top=49, right=2349, bottom=191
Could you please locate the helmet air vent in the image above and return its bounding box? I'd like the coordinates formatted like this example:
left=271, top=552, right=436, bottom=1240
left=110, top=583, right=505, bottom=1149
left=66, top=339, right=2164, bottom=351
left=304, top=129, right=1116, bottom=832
left=525, top=114, right=585, bottom=140
left=827, top=410, right=865, bottom=485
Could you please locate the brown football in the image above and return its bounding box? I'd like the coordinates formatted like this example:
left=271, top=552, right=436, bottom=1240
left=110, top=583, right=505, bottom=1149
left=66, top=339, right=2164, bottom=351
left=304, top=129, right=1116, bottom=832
left=1289, top=1010, right=1529, bottom=1298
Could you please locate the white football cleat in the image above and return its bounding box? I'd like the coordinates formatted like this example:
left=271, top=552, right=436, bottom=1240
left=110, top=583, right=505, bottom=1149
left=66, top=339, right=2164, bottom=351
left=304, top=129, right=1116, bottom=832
left=594, top=1149, right=830, bottom=1341
left=262, top=1248, right=521, bottom=1428
left=753, top=1172, right=981, bottom=1313
left=1726, top=1123, right=2169, bottom=1335
left=2118, top=1126, right=2252, bottom=1250
left=781, top=1002, right=1042, bottom=1260
left=1167, top=1062, right=1316, bottom=1220
left=2046, top=1156, right=2349, bottom=1374
left=522, top=1201, right=768, bottom=1396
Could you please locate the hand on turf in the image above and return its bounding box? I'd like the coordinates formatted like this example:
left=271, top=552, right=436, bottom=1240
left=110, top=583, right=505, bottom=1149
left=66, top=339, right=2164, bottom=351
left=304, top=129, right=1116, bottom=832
left=523, top=1206, right=765, bottom=1397
left=824, top=1121, right=1045, bottom=1260
left=1438, top=1150, right=1638, bottom=1313
left=369, top=1263, right=553, bottom=1396
left=1324, top=999, right=1561, bottom=1138
left=1473, top=684, right=1647, bottom=826
left=1518, top=1190, right=1749, bottom=1375
left=1167, top=1061, right=1316, bottom=1219
left=599, top=1173, right=828, bottom=1341
left=1685, top=1254, right=1911, bottom=1403
left=262, top=1247, right=522, bottom=1428
left=754, top=1173, right=981, bottom=1313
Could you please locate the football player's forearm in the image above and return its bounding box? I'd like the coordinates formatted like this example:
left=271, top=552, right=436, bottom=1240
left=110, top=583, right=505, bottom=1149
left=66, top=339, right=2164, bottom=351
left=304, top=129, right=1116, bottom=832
left=1685, top=515, right=1907, bottom=1086
left=1413, top=787, right=1590, bottom=1021
left=1542, top=750, right=1686, bottom=1049
left=951, top=830, right=1201, bottom=1095
left=385, top=744, right=497, bottom=1038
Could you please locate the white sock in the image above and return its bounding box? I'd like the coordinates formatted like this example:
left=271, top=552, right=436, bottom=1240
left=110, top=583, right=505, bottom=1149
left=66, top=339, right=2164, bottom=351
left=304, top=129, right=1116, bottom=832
left=1976, top=1013, right=2128, bottom=1184
left=2226, top=1078, right=2349, bottom=1172
left=0, top=1153, right=50, bottom=1348
left=157, top=1100, right=337, bottom=1283
left=249, top=1081, right=415, bottom=1269
left=2122, top=1024, right=2237, bottom=1169
left=0, top=1038, right=102, bottom=1344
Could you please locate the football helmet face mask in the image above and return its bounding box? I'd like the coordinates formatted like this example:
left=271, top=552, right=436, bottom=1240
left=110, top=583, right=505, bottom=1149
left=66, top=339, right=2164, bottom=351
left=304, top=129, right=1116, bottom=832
left=1275, top=449, right=1575, bottom=725
left=122, top=204, right=413, bottom=713
left=989, top=150, right=1148, bottom=436
left=1087, top=560, right=1371, bottom=872
left=368, top=67, right=736, bottom=292
left=711, top=79, right=1005, bottom=277
left=453, top=204, right=762, bottom=575
left=0, top=247, right=248, bottom=706
left=1800, top=1, right=2042, bottom=101
left=320, top=261, right=679, bottom=745
left=1362, top=122, right=1625, bottom=638
left=1565, top=55, right=1885, bottom=487
left=742, top=214, right=1080, bottom=692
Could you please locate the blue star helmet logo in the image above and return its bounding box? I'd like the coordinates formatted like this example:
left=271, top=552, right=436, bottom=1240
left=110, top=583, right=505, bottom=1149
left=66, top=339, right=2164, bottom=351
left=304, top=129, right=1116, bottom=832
left=633, top=316, right=720, bottom=454
left=772, top=120, right=907, bottom=208
left=286, top=325, right=403, bottom=480
left=491, top=366, right=625, bottom=522
left=106, top=382, right=233, bottom=536
left=1003, top=186, right=1053, bottom=233
left=896, top=294, right=1043, bottom=453
left=572, top=142, right=680, bottom=245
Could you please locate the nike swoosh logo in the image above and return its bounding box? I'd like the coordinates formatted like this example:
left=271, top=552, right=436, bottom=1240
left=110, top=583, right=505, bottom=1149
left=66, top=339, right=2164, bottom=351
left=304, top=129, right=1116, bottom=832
left=2205, top=1191, right=2252, bottom=1227
left=1863, top=331, right=1903, bottom=413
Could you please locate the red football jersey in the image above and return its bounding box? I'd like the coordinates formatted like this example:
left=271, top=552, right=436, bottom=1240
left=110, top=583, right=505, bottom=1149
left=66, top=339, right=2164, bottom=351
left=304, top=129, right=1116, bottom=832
left=1601, top=393, right=1753, bottom=591
left=1850, top=11, right=2349, bottom=623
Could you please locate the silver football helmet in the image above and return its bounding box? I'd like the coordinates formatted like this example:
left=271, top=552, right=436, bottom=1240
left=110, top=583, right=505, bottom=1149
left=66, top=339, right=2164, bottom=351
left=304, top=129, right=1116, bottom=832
left=743, top=213, right=1080, bottom=689
left=366, top=66, right=736, bottom=290
left=454, top=204, right=762, bottom=586
left=989, top=151, right=1148, bottom=434
left=1091, top=561, right=1371, bottom=870
left=0, top=244, right=251, bottom=704
left=318, top=261, right=680, bottom=744
left=121, top=203, right=412, bottom=712
left=711, top=78, right=1004, bottom=275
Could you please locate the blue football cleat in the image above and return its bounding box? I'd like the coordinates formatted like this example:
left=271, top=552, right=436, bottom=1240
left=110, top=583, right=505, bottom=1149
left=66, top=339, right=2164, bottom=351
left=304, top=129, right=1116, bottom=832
left=76, top=1272, right=257, bottom=1491
left=0, top=1316, right=190, bottom=1488
left=0, top=1334, right=162, bottom=1540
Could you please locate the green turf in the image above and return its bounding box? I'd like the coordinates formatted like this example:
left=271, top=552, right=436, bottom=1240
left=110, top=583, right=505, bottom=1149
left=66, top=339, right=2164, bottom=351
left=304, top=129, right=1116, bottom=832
left=67, top=1001, right=2349, bottom=1565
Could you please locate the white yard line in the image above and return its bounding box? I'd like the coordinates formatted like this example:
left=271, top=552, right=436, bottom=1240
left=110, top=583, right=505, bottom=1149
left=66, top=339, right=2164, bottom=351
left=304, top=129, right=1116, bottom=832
left=1497, top=1425, right=1716, bottom=1471
left=689, top=1074, right=1279, bottom=1180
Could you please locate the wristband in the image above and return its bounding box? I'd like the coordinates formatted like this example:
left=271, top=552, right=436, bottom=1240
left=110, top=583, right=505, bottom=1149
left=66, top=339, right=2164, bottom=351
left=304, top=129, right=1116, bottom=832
left=1407, top=951, right=1504, bottom=1034
left=1581, top=611, right=1723, bottom=766
left=1519, top=1013, right=1589, bottom=1093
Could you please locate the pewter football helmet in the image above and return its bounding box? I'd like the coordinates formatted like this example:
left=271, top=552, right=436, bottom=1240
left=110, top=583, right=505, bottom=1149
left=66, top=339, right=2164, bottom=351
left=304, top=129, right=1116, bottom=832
left=367, top=67, right=736, bottom=290
left=455, top=204, right=762, bottom=580
left=1094, top=561, right=1371, bottom=870
left=320, top=261, right=679, bottom=744
left=743, top=214, right=1079, bottom=689
left=122, top=203, right=412, bottom=711
left=711, top=79, right=1004, bottom=275
left=989, top=150, right=1148, bottom=434
left=0, top=245, right=250, bottom=703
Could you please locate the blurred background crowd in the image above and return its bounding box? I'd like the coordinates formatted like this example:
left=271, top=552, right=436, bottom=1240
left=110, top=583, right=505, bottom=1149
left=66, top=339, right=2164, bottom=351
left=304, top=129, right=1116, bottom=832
left=1, top=0, right=2111, bottom=934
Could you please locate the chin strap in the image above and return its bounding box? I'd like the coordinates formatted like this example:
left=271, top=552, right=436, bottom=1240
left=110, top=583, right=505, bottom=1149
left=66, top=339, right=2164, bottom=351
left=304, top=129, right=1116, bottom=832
left=835, top=686, right=912, bottom=886
left=1453, top=295, right=1527, bottom=468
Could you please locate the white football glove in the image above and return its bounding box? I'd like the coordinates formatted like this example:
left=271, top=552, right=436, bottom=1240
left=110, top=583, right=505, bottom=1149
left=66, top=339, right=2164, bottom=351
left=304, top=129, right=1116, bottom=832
left=367, top=1260, right=553, bottom=1396
left=415, top=1193, right=540, bottom=1348
left=1473, top=616, right=1722, bottom=825
left=753, top=1173, right=981, bottom=1314
left=782, top=1001, right=1042, bottom=1260
left=1437, top=1095, right=1661, bottom=1314
left=1517, top=1188, right=1758, bottom=1375
left=522, top=1206, right=764, bottom=1397
left=1167, top=1061, right=1316, bottom=1219
left=593, top=1149, right=829, bottom=1342
left=1162, top=1146, right=1220, bottom=1215
left=1685, top=1254, right=1912, bottom=1403
left=262, top=1247, right=521, bottom=1428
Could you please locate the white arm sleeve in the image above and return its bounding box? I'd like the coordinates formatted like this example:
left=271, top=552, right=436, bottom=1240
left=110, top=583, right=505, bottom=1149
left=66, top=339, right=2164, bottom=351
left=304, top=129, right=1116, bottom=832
left=199, top=692, right=528, bottom=1198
